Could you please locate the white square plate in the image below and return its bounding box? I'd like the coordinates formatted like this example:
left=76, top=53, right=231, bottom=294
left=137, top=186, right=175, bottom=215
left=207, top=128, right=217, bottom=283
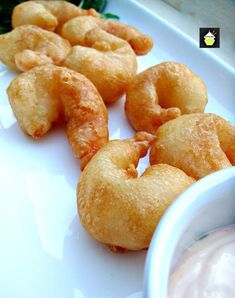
left=0, top=1, right=234, bottom=298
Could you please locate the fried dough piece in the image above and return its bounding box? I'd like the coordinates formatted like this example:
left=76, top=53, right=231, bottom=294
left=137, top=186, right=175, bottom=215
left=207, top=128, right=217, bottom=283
left=150, top=113, right=235, bottom=180
left=125, top=62, right=208, bottom=133
left=61, top=16, right=153, bottom=55
left=77, top=132, right=195, bottom=251
left=12, top=1, right=99, bottom=32
left=0, top=25, right=71, bottom=72
left=64, top=27, right=137, bottom=103
left=7, top=64, right=108, bottom=170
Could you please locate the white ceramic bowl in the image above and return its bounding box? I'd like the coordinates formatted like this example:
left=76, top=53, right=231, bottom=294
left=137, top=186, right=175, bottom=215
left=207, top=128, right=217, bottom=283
left=144, top=166, right=235, bottom=298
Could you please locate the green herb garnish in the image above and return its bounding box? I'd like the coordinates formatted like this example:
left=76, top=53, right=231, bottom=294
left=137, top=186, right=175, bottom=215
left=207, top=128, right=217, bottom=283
left=80, top=0, right=107, bottom=12
left=101, top=13, right=119, bottom=20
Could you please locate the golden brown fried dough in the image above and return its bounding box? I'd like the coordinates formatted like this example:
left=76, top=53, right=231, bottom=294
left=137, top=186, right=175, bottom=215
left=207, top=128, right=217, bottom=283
left=77, top=132, right=195, bottom=251
left=64, top=27, right=137, bottom=103
left=7, top=64, right=108, bottom=170
left=150, top=113, right=235, bottom=180
left=125, top=62, right=208, bottom=134
left=12, top=1, right=99, bottom=32
left=0, top=25, right=71, bottom=72
left=61, top=15, right=153, bottom=55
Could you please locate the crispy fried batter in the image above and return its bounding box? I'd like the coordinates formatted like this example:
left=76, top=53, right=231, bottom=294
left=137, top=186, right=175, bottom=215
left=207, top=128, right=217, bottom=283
left=61, top=15, right=153, bottom=55
left=150, top=113, right=235, bottom=179
left=125, top=62, right=208, bottom=133
left=64, top=27, right=137, bottom=103
left=7, top=64, right=109, bottom=170
left=77, top=132, right=195, bottom=251
left=12, top=1, right=99, bottom=32
left=0, top=25, right=71, bottom=72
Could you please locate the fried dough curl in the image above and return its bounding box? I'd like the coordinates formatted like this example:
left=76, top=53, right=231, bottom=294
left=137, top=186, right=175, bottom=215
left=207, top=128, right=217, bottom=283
left=77, top=132, right=195, bottom=252
left=61, top=15, right=153, bottom=55
left=12, top=0, right=99, bottom=33
left=125, top=62, right=208, bottom=134
left=0, top=25, right=71, bottom=72
left=64, top=27, right=137, bottom=103
left=150, top=113, right=235, bottom=180
left=7, top=64, right=109, bottom=170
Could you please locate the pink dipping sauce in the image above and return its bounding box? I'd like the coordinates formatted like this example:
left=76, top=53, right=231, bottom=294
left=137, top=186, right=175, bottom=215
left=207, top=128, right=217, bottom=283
left=168, top=226, right=235, bottom=298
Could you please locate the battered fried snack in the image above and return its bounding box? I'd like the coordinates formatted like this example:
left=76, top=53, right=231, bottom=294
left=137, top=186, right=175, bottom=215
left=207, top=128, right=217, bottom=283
left=77, top=132, right=195, bottom=252
left=0, top=25, right=71, bottom=72
left=12, top=0, right=99, bottom=33
left=64, top=27, right=137, bottom=103
left=150, top=113, right=235, bottom=180
left=125, top=62, right=208, bottom=134
left=7, top=64, right=109, bottom=170
left=61, top=15, right=153, bottom=55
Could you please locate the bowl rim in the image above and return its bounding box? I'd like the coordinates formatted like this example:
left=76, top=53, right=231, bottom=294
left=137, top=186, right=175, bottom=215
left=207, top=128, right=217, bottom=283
left=144, top=166, right=235, bottom=298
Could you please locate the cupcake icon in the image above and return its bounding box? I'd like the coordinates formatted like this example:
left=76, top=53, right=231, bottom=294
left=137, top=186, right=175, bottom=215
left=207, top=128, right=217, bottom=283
left=204, top=31, right=216, bottom=46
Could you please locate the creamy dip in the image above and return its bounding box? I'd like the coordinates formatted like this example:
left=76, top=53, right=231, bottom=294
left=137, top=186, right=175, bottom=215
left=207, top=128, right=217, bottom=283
left=168, top=226, right=235, bottom=298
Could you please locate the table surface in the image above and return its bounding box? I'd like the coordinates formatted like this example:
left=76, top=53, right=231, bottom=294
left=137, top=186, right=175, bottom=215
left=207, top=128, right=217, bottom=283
left=135, top=0, right=235, bottom=69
